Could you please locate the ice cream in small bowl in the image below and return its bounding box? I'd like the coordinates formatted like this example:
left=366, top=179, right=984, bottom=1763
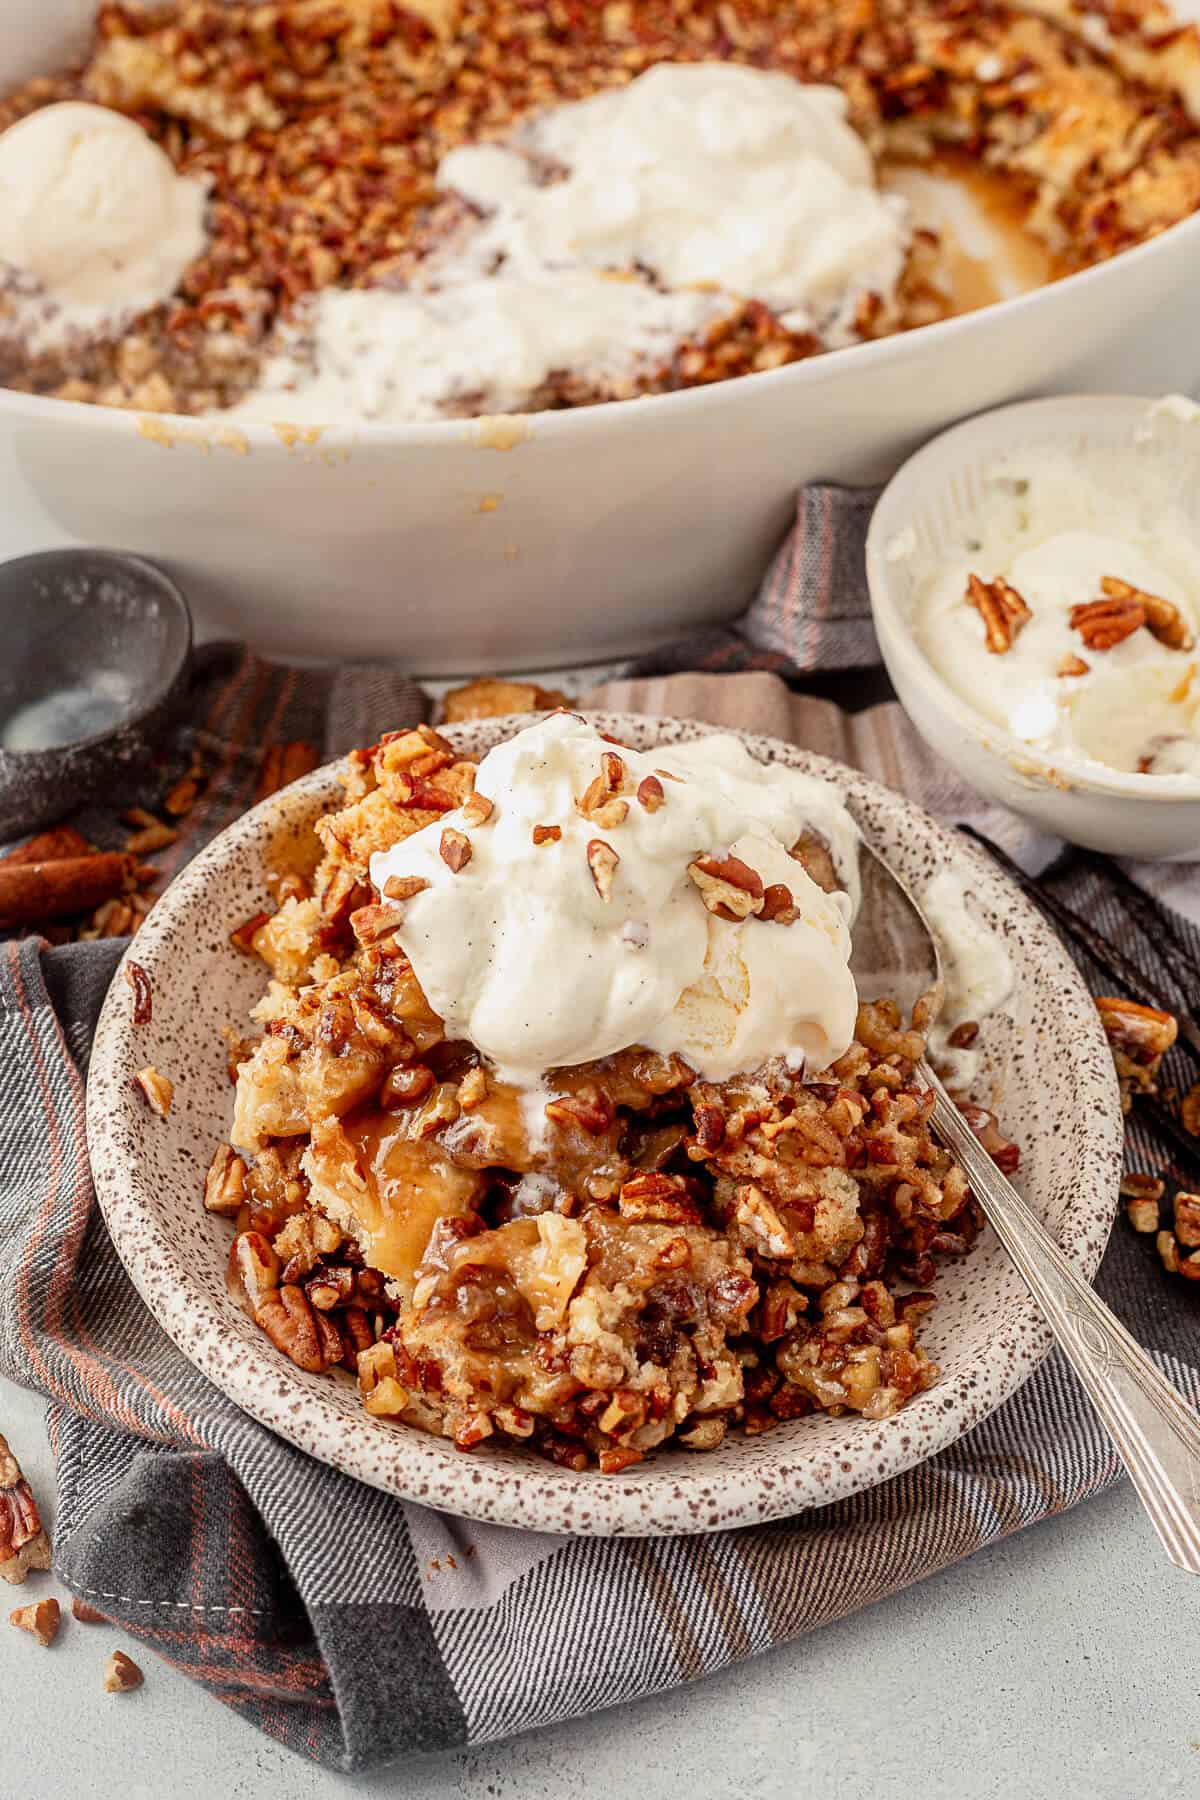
left=867, top=394, right=1200, bottom=859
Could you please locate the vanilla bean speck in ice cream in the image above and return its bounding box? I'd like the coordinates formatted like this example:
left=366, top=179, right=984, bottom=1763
left=0, top=102, right=209, bottom=353
left=369, top=715, right=861, bottom=1092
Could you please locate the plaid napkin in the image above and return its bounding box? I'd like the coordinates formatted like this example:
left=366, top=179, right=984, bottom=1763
left=3, top=493, right=1200, bottom=1773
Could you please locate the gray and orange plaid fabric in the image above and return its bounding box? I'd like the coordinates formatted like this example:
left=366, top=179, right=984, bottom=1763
left=2, top=501, right=1200, bottom=1772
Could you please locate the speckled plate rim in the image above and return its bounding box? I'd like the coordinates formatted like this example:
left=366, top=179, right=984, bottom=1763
left=86, top=712, right=1123, bottom=1536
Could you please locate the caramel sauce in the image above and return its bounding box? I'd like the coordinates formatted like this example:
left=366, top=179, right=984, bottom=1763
left=882, top=153, right=1063, bottom=316
left=339, top=1109, right=484, bottom=1289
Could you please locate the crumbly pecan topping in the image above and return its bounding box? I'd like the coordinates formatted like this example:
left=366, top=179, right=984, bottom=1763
left=965, top=572, right=1033, bottom=654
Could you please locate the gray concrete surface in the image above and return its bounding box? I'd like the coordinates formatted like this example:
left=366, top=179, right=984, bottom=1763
left=1, top=1375, right=1196, bottom=1800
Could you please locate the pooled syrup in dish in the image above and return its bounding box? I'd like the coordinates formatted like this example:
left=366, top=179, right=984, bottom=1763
left=882, top=153, right=1061, bottom=315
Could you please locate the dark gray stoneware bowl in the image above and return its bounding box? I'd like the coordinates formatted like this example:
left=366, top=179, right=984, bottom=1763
left=0, top=549, right=192, bottom=839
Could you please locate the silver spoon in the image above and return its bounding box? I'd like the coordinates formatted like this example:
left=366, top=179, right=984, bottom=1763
left=850, top=839, right=1200, bottom=1576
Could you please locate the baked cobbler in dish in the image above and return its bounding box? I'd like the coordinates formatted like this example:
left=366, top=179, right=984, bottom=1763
left=2, top=0, right=1200, bottom=423
left=208, top=715, right=1018, bottom=1472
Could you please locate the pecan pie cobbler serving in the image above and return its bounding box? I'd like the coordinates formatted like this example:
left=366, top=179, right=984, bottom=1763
left=209, top=715, right=1017, bottom=1473
left=2, top=0, right=1200, bottom=423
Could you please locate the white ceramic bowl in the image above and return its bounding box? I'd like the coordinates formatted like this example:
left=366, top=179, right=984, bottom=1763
left=866, top=394, right=1200, bottom=860
left=5, top=6, right=1200, bottom=670
left=86, top=713, right=1123, bottom=1536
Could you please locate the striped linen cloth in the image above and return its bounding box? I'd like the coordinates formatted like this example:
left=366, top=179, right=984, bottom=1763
left=3, top=495, right=1200, bottom=1771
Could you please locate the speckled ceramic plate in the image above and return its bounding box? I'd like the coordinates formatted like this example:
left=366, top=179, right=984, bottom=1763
left=86, top=713, right=1123, bottom=1536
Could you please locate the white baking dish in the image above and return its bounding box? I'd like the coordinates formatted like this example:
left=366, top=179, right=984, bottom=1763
left=4, top=1, right=1200, bottom=671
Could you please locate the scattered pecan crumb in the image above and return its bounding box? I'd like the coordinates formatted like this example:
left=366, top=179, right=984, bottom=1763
left=532, top=824, right=562, bottom=845
left=1158, top=1229, right=1181, bottom=1273
left=461, top=792, right=494, bottom=827
left=163, top=775, right=202, bottom=816
left=759, top=882, right=799, bottom=924
left=1125, top=1194, right=1161, bottom=1234
left=9, top=1596, right=60, bottom=1646
left=636, top=775, right=665, bottom=812
left=1057, top=654, right=1090, bottom=678
left=947, top=1020, right=980, bottom=1049
left=133, top=1066, right=174, bottom=1119
left=123, top=961, right=153, bottom=1025
left=966, top=573, right=1032, bottom=653
left=1174, top=1192, right=1200, bottom=1248
left=71, top=1597, right=108, bottom=1624
left=103, top=1650, right=144, bottom=1693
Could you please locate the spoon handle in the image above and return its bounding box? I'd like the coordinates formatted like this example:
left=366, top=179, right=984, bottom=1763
left=924, top=1064, right=1200, bottom=1575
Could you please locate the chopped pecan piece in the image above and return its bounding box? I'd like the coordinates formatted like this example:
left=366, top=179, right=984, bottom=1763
left=204, top=1144, right=247, bottom=1217
left=232, top=1231, right=281, bottom=1311
left=133, top=1066, right=173, bottom=1118
left=9, top=1597, right=60, bottom=1646
left=532, top=824, right=562, bottom=845
left=1174, top=1192, right=1200, bottom=1248
left=618, top=1171, right=700, bottom=1223
left=586, top=839, right=619, bottom=901
left=1158, top=1229, right=1181, bottom=1274
left=351, top=902, right=407, bottom=945
left=0, top=1436, right=50, bottom=1586
left=461, top=792, right=494, bottom=827
left=123, top=961, right=153, bottom=1024
left=1096, top=996, right=1177, bottom=1109
left=760, top=882, right=800, bottom=924
left=1099, top=576, right=1194, bottom=651
left=71, top=1597, right=107, bottom=1624
left=103, top=1650, right=144, bottom=1693
left=381, top=1064, right=436, bottom=1108
left=687, top=854, right=764, bottom=920
left=965, top=573, right=1032, bottom=653
left=636, top=775, right=665, bottom=812
left=439, top=827, right=472, bottom=872
left=1125, top=1195, right=1161, bottom=1234
left=1056, top=654, right=1090, bottom=679
left=1181, top=1082, right=1200, bottom=1136
left=381, top=876, right=429, bottom=904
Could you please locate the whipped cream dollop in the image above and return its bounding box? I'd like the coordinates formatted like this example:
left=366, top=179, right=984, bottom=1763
left=0, top=103, right=209, bottom=352
left=228, top=63, right=909, bottom=426
left=907, top=419, right=1200, bottom=778
left=369, top=715, right=860, bottom=1089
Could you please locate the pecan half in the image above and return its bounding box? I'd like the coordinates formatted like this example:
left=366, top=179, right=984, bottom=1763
left=965, top=573, right=1032, bottom=653
left=586, top=839, right=619, bottom=901
left=1100, top=576, right=1193, bottom=651
left=255, top=1284, right=326, bottom=1373
left=1070, top=588, right=1144, bottom=651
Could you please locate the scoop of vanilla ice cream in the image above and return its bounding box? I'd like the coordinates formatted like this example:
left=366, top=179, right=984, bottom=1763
left=0, top=102, right=208, bottom=345
left=370, top=715, right=859, bottom=1088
